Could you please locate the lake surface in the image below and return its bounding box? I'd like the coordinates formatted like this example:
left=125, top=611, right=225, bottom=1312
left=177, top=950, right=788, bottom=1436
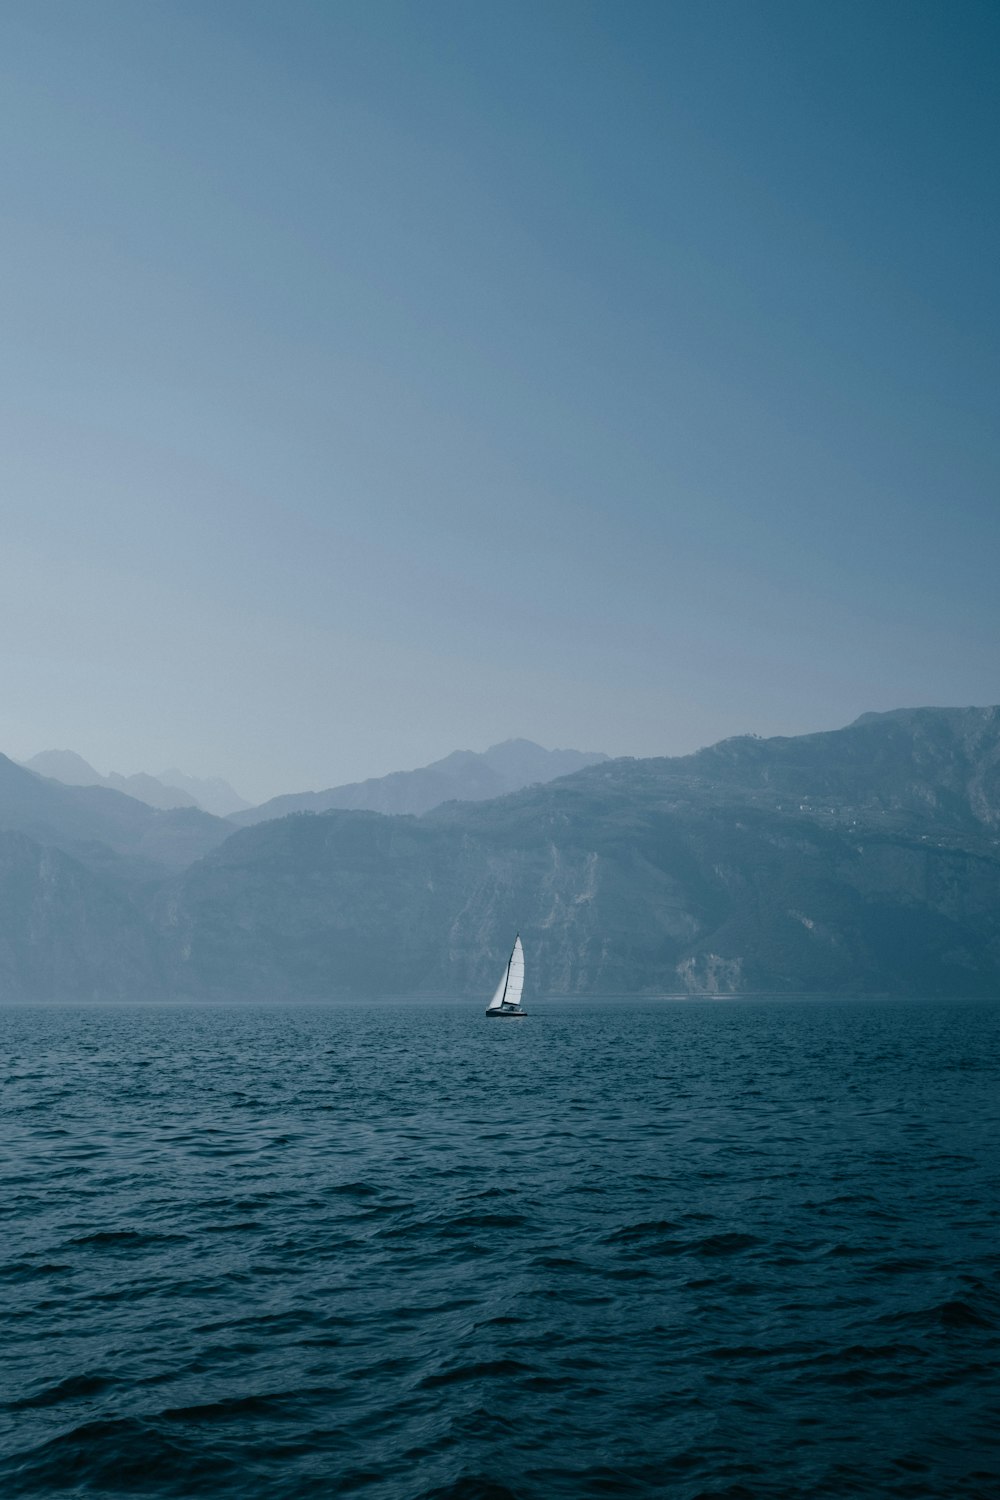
left=1, top=998, right=998, bottom=1499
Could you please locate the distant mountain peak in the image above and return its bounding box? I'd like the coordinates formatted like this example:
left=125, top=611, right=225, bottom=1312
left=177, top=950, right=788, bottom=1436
left=22, top=751, right=250, bottom=818
left=25, top=749, right=104, bottom=786
left=157, top=769, right=251, bottom=817
left=231, top=740, right=610, bottom=827
left=24, top=751, right=195, bottom=812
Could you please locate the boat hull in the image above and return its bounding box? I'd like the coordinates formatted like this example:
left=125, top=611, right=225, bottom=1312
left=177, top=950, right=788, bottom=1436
left=485, top=1009, right=526, bottom=1018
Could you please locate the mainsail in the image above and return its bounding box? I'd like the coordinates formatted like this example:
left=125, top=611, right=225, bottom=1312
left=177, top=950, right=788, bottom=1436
left=486, top=935, right=525, bottom=1011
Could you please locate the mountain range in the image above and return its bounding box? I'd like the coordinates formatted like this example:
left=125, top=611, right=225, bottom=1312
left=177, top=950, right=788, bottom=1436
left=4, top=708, right=1000, bottom=1000
left=23, top=739, right=606, bottom=823
left=0, top=754, right=229, bottom=884
left=228, top=739, right=609, bottom=825
left=22, top=751, right=250, bottom=818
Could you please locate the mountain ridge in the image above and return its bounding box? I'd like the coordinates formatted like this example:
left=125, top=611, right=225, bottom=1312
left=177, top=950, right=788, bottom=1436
left=3, top=707, right=1000, bottom=1000
left=161, top=705, right=1000, bottom=1000
left=229, top=739, right=609, bottom=825
left=0, top=755, right=229, bottom=883
left=22, top=751, right=249, bottom=818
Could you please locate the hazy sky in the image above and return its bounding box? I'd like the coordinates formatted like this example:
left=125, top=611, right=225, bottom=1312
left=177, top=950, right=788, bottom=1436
left=2, top=0, right=998, bottom=802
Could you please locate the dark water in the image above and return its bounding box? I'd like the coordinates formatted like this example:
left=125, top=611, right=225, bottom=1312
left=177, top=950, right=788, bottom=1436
left=2, top=999, right=999, bottom=1500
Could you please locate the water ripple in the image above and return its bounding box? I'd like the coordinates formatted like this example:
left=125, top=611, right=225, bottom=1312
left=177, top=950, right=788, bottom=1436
left=1, top=997, right=998, bottom=1498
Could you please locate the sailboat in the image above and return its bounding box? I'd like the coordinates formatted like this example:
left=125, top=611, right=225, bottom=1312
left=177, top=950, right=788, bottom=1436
left=485, top=935, right=526, bottom=1018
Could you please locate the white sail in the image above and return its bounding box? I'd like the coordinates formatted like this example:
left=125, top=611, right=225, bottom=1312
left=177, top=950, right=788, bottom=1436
left=486, top=935, right=525, bottom=1010
left=486, top=973, right=508, bottom=1011
left=504, top=936, right=525, bottom=1008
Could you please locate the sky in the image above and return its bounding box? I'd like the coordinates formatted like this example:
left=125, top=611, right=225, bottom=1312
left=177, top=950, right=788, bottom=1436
left=1, top=0, right=998, bottom=803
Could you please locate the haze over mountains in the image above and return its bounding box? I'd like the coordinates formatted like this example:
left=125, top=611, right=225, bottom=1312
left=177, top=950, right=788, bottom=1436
left=22, top=752, right=250, bottom=818
left=4, top=708, right=1000, bottom=1001
left=0, top=754, right=229, bottom=884
left=229, top=740, right=609, bottom=825
left=25, top=740, right=607, bottom=823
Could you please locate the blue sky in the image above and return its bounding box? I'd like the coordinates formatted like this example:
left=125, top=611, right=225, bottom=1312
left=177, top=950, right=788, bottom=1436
left=2, top=0, right=998, bottom=800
